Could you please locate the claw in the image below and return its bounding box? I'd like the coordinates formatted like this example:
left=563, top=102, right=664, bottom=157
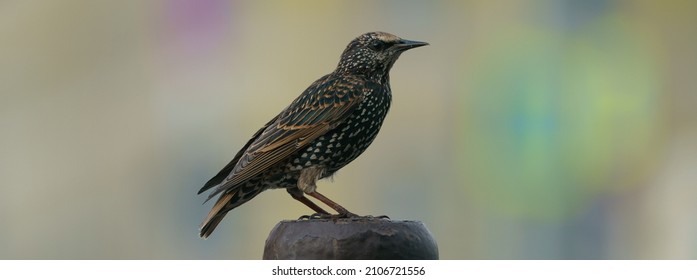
left=339, top=212, right=359, bottom=219
left=298, top=212, right=333, bottom=220
left=354, top=214, right=390, bottom=220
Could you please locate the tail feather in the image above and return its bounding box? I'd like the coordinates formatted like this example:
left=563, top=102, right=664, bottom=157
left=199, top=184, right=265, bottom=238
left=199, top=212, right=228, bottom=239
left=199, top=191, right=234, bottom=239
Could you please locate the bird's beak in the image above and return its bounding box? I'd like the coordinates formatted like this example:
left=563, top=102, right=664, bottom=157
left=394, top=39, right=429, bottom=51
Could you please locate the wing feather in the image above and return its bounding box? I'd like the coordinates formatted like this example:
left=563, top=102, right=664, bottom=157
left=197, top=116, right=278, bottom=194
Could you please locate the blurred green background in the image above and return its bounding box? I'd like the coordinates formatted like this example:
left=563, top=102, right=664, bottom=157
left=1, top=0, right=696, bottom=259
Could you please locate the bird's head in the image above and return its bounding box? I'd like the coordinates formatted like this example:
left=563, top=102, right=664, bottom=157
left=336, top=32, right=428, bottom=81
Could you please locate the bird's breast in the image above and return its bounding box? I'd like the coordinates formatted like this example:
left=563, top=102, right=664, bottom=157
left=287, top=88, right=392, bottom=175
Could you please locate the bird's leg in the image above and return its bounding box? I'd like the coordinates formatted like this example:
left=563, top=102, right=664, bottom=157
left=287, top=188, right=330, bottom=215
left=298, top=166, right=357, bottom=218
left=308, top=191, right=358, bottom=218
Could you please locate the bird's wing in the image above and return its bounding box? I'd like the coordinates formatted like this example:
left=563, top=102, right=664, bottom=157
left=197, top=117, right=278, bottom=195
left=203, top=74, right=366, bottom=200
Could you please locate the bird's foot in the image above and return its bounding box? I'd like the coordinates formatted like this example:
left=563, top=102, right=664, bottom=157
left=297, top=212, right=333, bottom=220
left=348, top=214, right=390, bottom=220
left=297, top=212, right=358, bottom=221
left=337, top=213, right=390, bottom=221
left=297, top=212, right=390, bottom=221
left=337, top=212, right=359, bottom=219
left=363, top=214, right=390, bottom=220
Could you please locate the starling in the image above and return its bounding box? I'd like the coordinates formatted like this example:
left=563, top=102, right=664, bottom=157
left=197, top=31, right=427, bottom=238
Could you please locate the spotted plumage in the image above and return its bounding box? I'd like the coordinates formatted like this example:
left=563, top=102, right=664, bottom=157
left=197, top=32, right=427, bottom=238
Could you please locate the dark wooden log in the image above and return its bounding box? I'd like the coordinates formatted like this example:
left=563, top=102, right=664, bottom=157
left=263, top=217, right=438, bottom=260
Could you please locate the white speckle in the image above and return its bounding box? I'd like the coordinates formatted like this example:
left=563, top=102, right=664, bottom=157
left=301, top=153, right=308, bottom=158
left=310, top=154, right=317, bottom=160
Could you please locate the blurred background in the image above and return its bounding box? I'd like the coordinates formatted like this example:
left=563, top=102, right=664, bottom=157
left=1, top=0, right=696, bottom=259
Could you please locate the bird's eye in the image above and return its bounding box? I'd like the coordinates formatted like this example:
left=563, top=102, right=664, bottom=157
left=369, top=41, right=387, bottom=51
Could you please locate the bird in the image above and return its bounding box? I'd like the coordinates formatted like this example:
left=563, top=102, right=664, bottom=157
left=197, top=31, right=428, bottom=238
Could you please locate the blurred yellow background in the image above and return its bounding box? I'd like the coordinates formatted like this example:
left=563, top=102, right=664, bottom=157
left=1, top=0, right=696, bottom=259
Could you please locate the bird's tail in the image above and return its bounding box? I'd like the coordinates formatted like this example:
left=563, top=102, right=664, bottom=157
left=199, top=186, right=264, bottom=239
left=199, top=191, right=234, bottom=239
